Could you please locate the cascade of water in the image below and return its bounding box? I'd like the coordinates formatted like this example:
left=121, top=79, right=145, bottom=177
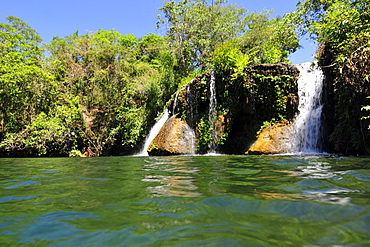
left=183, top=124, right=196, bottom=154
left=186, top=84, right=196, bottom=154
left=291, top=62, right=325, bottom=154
left=136, top=109, right=170, bottom=156
left=186, top=85, right=194, bottom=127
left=172, top=91, right=179, bottom=116
left=208, top=71, right=218, bottom=153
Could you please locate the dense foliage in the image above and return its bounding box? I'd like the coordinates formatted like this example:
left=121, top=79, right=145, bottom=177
left=158, top=0, right=248, bottom=73
left=158, top=0, right=299, bottom=73
left=43, top=31, right=178, bottom=156
left=0, top=16, right=55, bottom=133
left=0, top=18, right=178, bottom=156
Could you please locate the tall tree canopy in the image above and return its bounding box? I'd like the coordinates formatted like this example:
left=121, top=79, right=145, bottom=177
left=43, top=30, right=179, bottom=156
left=158, top=0, right=248, bottom=73
left=158, top=0, right=299, bottom=76
left=239, top=11, right=299, bottom=64
left=0, top=16, right=55, bottom=134
left=0, top=21, right=179, bottom=156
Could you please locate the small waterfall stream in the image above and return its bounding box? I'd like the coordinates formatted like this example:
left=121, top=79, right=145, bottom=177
left=187, top=85, right=194, bottom=126
left=291, top=62, right=325, bottom=153
left=186, top=84, right=196, bottom=154
left=208, top=71, right=218, bottom=153
left=136, top=109, right=169, bottom=156
left=172, top=91, right=179, bottom=116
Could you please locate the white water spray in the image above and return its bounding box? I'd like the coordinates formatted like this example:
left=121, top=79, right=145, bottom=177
left=172, top=91, right=179, bottom=116
left=186, top=85, right=197, bottom=154
left=136, top=109, right=170, bottom=156
left=208, top=71, right=217, bottom=153
left=183, top=124, right=196, bottom=154
left=291, top=62, right=325, bottom=154
left=187, top=85, right=194, bottom=126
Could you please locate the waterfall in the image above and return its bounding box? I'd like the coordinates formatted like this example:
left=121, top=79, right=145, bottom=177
left=136, top=109, right=170, bottom=156
left=172, top=91, right=179, bottom=116
left=186, top=83, right=196, bottom=154
left=187, top=84, right=194, bottom=127
left=183, top=124, right=196, bottom=154
left=291, top=62, right=325, bottom=154
left=208, top=71, right=218, bottom=153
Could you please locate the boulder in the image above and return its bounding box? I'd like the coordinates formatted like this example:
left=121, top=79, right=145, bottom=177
left=247, top=120, right=292, bottom=154
left=148, top=115, right=196, bottom=155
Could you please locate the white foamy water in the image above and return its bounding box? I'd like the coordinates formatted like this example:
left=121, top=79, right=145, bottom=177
left=208, top=71, right=218, bottom=153
left=291, top=62, right=325, bottom=154
left=172, top=91, right=179, bottom=116
left=136, top=109, right=169, bottom=156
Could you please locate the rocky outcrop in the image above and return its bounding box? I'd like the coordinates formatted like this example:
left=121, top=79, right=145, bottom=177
left=221, top=64, right=299, bottom=154
left=150, top=63, right=300, bottom=155
left=148, top=115, right=196, bottom=155
left=318, top=43, right=370, bottom=154
left=247, top=120, right=292, bottom=154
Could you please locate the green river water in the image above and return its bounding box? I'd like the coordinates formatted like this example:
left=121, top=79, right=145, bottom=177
left=0, top=155, right=369, bottom=246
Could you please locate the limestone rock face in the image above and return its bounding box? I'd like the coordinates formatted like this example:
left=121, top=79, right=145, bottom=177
left=247, top=120, right=292, bottom=154
left=148, top=116, right=195, bottom=155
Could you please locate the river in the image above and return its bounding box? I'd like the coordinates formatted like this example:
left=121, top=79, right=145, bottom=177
left=0, top=155, right=369, bottom=246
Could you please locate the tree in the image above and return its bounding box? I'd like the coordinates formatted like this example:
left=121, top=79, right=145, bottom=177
left=44, top=30, right=178, bottom=155
left=0, top=16, right=56, bottom=134
left=239, top=11, right=299, bottom=64
left=157, top=0, right=248, bottom=74
left=211, top=10, right=299, bottom=80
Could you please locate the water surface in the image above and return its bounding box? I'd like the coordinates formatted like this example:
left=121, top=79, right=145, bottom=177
left=0, top=155, right=369, bottom=246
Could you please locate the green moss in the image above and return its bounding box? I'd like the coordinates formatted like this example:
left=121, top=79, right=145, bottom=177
left=196, top=115, right=212, bottom=153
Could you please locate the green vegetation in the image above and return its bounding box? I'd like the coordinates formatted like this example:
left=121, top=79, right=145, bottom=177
left=158, top=0, right=248, bottom=73
left=0, top=0, right=369, bottom=156
left=0, top=17, right=178, bottom=156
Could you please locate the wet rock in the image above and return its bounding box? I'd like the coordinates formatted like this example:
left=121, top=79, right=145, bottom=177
left=247, top=120, right=292, bottom=154
left=148, top=115, right=195, bottom=155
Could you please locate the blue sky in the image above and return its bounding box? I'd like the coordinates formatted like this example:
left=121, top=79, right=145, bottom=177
left=1, top=0, right=316, bottom=64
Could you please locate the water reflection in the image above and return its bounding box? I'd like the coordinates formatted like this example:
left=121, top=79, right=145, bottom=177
left=141, top=157, right=202, bottom=197
left=302, top=189, right=353, bottom=205
left=258, top=187, right=356, bottom=205
left=295, top=161, right=340, bottom=179
left=267, top=158, right=362, bottom=205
